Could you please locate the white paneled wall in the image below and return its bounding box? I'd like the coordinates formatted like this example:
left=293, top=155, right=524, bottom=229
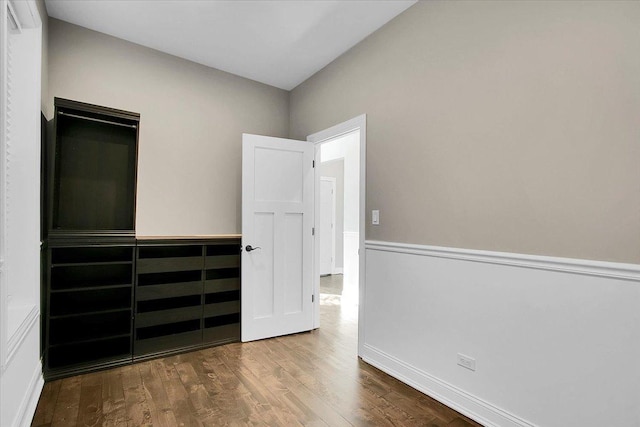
left=0, top=1, right=43, bottom=426
left=363, top=241, right=640, bottom=427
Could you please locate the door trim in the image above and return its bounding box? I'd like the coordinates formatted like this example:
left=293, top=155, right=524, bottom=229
left=307, top=114, right=366, bottom=357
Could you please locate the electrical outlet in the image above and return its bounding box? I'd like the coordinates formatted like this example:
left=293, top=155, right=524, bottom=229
left=457, top=353, right=476, bottom=371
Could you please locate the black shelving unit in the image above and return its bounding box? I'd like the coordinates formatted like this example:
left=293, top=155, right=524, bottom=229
left=134, top=238, right=241, bottom=360
left=43, top=98, right=140, bottom=380
left=45, top=243, right=135, bottom=378
left=42, top=98, right=242, bottom=380
left=44, top=237, right=241, bottom=379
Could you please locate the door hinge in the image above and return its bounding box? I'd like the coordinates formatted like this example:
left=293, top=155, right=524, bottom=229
left=312, top=294, right=315, bottom=302
left=312, top=160, right=315, bottom=168
left=312, top=227, right=315, bottom=236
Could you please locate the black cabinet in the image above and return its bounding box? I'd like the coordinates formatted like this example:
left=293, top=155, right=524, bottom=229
left=43, top=238, right=241, bottom=380
left=134, top=239, right=241, bottom=360
left=44, top=243, right=135, bottom=377
left=43, top=98, right=140, bottom=379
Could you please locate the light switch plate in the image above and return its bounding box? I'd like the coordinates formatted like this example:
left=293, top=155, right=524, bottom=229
left=372, top=210, right=380, bottom=225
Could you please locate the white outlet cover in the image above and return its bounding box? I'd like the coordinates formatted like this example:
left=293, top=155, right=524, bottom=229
left=457, top=353, right=476, bottom=371
left=372, top=210, right=380, bottom=225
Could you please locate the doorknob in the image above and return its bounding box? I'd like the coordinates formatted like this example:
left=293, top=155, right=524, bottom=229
left=245, top=245, right=261, bottom=252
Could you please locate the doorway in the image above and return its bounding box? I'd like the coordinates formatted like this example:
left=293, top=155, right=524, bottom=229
left=240, top=115, right=365, bottom=351
left=308, top=115, right=366, bottom=355
left=319, top=176, right=337, bottom=277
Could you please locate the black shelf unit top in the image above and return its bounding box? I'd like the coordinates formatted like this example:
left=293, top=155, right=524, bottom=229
left=48, top=98, right=139, bottom=239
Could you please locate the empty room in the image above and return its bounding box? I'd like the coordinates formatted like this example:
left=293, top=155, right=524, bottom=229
left=1, top=1, right=639, bottom=426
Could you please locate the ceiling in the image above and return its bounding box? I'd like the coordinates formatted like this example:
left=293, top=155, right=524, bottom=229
left=44, top=0, right=416, bottom=90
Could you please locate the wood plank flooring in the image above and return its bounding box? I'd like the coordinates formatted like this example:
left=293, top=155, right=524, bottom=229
left=32, top=277, right=482, bottom=426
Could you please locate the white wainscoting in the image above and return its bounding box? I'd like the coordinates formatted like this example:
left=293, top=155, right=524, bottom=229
left=363, top=241, right=640, bottom=427
left=0, top=316, right=43, bottom=427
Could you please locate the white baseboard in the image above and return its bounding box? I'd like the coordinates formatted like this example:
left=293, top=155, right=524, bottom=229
left=361, top=344, right=534, bottom=427
left=14, top=361, right=43, bottom=427
left=332, top=268, right=343, bottom=274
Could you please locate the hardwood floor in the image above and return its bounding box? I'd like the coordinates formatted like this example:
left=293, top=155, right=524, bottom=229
left=32, top=277, right=482, bottom=426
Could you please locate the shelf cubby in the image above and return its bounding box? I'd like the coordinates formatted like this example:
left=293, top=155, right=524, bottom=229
left=135, top=331, right=202, bottom=357
left=47, top=336, right=131, bottom=369
left=138, top=270, right=201, bottom=287
left=49, top=311, right=131, bottom=346
left=50, top=263, right=132, bottom=291
left=203, top=313, right=241, bottom=344
left=136, top=281, right=202, bottom=301
left=51, top=246, right=133, bottom=264
left=204, top=291, right=241, bottom=318
left=49, top=286, right=131, bottom=317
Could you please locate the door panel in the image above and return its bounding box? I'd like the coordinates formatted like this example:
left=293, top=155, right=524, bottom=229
left=242, top=134, right=314, bottom=342
left=254, top=147, right=304, bottom=202
left=252, top=212, right=274, bottom=319
left=284, top=213, right=304, bottom=314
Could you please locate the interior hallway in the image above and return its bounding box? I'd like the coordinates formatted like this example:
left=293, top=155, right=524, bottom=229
left=31, top=275, right=480, bottom=426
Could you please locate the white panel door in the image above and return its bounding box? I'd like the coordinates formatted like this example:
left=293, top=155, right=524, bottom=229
left=319, top=177, right=335, bottom=276
left=242, top=134, right=314, bottom=342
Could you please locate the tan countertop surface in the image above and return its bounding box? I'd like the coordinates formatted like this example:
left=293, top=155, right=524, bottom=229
left=136, top=234, right=241, bottom=240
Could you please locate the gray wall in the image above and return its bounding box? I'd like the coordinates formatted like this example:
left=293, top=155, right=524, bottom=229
left=48, top=18, right=290, bottom=236
left=320, top=159, right=344, bottom=269
left=290, top=0, right=640, bottom=263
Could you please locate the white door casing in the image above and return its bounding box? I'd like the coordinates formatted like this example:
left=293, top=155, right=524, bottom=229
left=241, top=134, right=314, bottom=342
left=308, top=114, right=366, bottom=350
left=319, top=177, right=336, bottom=276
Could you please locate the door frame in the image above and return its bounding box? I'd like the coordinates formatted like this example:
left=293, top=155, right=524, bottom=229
left=307, top=114, right=366, bottom=356
left=319, top=176, right=336, bottom=276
